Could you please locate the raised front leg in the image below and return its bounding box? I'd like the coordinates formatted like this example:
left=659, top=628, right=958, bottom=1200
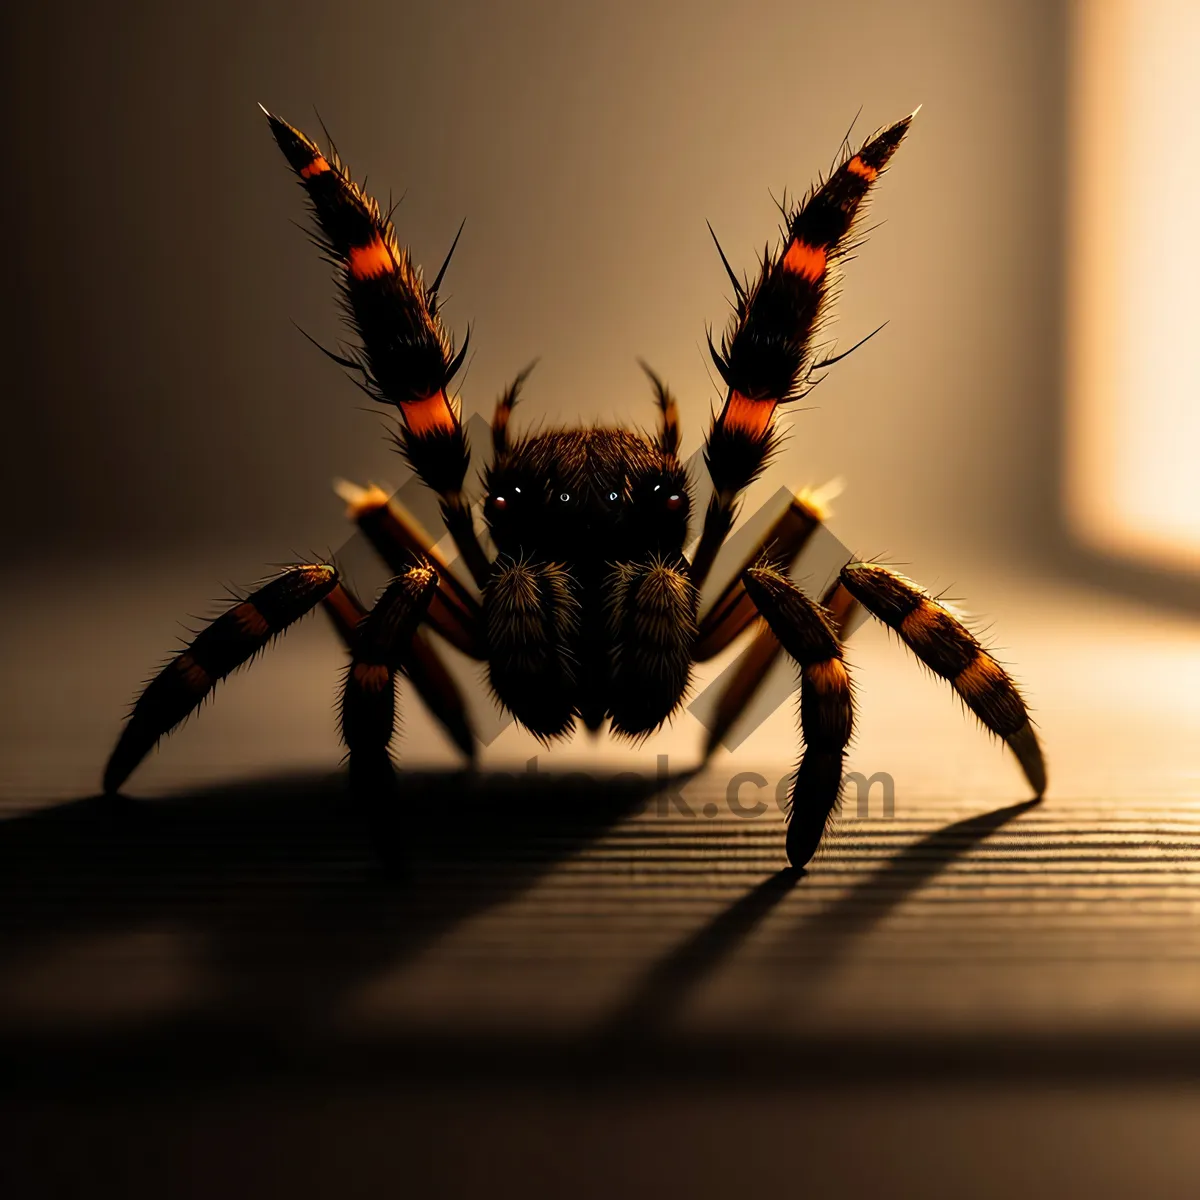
left=691, top=113, right=915, bottom=587
left=264, top=109, right=492, bottom=587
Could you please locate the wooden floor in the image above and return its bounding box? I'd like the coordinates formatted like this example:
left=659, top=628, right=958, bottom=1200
left=2, top=559, right=1199, bottom=1195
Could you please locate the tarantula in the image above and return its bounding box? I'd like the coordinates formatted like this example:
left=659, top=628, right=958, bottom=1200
left=103, top=106, right=1046, bottom=866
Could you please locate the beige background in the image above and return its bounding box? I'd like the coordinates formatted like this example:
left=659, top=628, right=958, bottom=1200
left=2, top=0, right=1066, bottom=582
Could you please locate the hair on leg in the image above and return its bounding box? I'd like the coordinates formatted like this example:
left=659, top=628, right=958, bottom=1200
left=103, top=564, right=338, bottom=794
left=839, top=562, right=1046, bottom=795
left=264, top=108, right=492, bottom=587
left=335, top=480, right=484, bottom=658
left=324, top=581, right=477, bottom=763
left=694, top=489, right=827, bottom=660
left=742, top=566, right=854, bottom=867
left=693, top=112, right=916, bottom=587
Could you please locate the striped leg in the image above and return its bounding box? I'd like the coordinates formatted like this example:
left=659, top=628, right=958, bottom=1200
left=103, top=565, right=338, bottom=793
left=839, top=563, right=1047, bottom=796
left=340, top=565, right=439, bottom=777
left=323, top=582, right=477, bottom=762
left=694, top=489, right=828, bottom=661
left=741, top=567, right=854, bottom=867
left=334, top=480, right=485, bottom=659
left=692, top=112, right=915, bottom=587
left=264, top=109, right=492, bottom=588
left=700, top=578, right=859, bottom=759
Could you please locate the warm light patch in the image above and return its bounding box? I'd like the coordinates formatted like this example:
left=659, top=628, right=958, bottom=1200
left=781, top=239, right=826, bottom=281
left=1067, top=0, right=1200, bottom=572
left=348, top=235, right=395, bottom=280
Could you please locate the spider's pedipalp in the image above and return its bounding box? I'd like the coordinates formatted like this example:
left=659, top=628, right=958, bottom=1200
left=605, top=558, right=698, bottom=738
left=638, top=360, right=682, bottom=458
left=484, top=557, right=581, bottom=740
left=103, top=565, right=338, bottom=794
left=491, top=361, right=539, bottom=459
left=839, top=562, right=1046, bottom=796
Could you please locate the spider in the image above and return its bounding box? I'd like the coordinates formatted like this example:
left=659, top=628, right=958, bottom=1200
left=103, top=106, right=1046, bottom=867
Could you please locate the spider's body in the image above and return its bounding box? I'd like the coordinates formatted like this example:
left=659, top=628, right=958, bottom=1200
left=104, top=107, right=1047, bottom=867
left=482, top=426, right=696, bottom=740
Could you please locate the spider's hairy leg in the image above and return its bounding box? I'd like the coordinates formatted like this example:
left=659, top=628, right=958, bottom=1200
left=335, top=480, right=485, bottom=659
left=263, top=109, right=491, bottom=588
left=839, top=563, right=1046, bottom=796
left=694, top=489, right=827, bottom=661
left=340, top=564, right=439, bottom=779
left=700, top=575, right=859, bottom=759
left=692, top=111, right=915, bottom=587
left=742, top=566, right=854, bottom=867
left=324, top=581, right=477, bottom=763
left=606, top=559, right=698, bottom=737
left=485, top=558, right=580, bottom=740
left=103, top=565, right=338, bottom=794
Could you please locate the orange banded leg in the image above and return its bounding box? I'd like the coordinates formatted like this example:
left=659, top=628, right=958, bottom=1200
left=694, top=489, right=827, bottom=661
left=103, top=565, right=338, bottom=794
left=741, top=567, right=854, bottom=868
left=335, top=480, right=485, bottom=659
left=693, top=112, right=915, bottom=588
left=340, top=565, right=438, bottom=772
left=700, top=577, right=858, bottom=760
left=839, top=563, right=1046, bottom=796
left=263, top=109, right=492, bottom=588
left=323, top=582, right=476, bottom=763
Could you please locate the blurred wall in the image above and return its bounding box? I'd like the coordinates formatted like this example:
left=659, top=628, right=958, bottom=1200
left=0, top=0, right=1067, bottom=572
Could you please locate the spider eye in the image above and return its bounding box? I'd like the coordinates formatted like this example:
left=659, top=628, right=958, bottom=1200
left=559, top=492, right=571, bottom=503
left=608, top=491, right=619, bottom=502
left=665, top=493, right=683, bottom=511
left=491, top=495, right=508, bottom=511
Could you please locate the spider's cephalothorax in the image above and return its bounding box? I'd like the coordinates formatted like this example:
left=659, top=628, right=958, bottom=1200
left=103, top=107, right=1047, bottom=868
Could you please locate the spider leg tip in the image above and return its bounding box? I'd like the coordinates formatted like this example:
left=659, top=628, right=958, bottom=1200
left=1007, top=722, right=1047, bottom=799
